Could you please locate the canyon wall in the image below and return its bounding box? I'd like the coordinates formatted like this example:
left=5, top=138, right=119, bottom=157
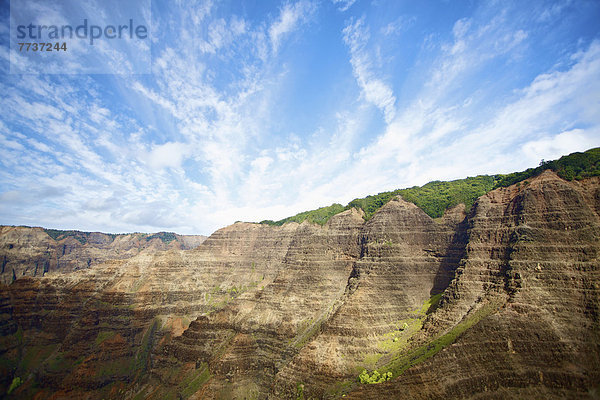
left=346, top=170, right=600, bottom=399
left=0, top=227, right=206, bottom=284
left=0, top=170, right=598, bottom=399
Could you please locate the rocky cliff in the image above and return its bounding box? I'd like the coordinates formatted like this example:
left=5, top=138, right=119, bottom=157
left=345, top=170, right=600, bottom=399
left=0, top=170, right=598, bottom=399
left=0, top=226, right=206, bottom=284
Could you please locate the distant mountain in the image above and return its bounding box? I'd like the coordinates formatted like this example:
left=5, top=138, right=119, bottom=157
left=0, top=226, right=206, bottom=284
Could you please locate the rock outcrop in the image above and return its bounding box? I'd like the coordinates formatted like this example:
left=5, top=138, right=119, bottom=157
left=0, top=226, right=206, bottom=284
left=0, top=171, right=598, bottom=399
left=345, top=171, right=600, bottom=399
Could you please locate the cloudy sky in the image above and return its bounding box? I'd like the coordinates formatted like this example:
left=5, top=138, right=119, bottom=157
left=1, top=0, right=599, bottom=235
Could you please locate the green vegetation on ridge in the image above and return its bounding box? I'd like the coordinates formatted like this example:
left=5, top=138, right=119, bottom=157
left=43, top=229, right=92, bottom=245
left=260, top=147, right=600, bottom=226
left=260, top=175, right=498, bottom=226
left=493, top=147, right=600, bottom=188
left=349, top=175, right=498, bottom=220
left=260, top=203, right=346, bottom=226
left=144, top=231, right=178, bottom=244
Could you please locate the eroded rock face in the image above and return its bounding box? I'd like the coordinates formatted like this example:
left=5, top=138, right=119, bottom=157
left=345, top=171, right=600, bottom=399
left=270, top=198, right=467, bottom=398
left=0, top=222, right=297, bottom=398
left=0, top=226, right=206, bottom=284
left=0, top=171, right=599, bottom=399
left=146, top=208, right=366, bottom=399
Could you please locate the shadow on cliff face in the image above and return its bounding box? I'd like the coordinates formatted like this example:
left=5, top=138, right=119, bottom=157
left=430, top=215, right=469, bottom=299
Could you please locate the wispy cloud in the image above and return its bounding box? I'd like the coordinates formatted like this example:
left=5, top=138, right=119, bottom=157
left=269, top=1, right=316, bottom=53
left=343, top=17, right=396, bottom=123
left=332, top=0, right=357, bottom=12
left=380, top=15, right=416, bottom=36
left=1, top=1, right=598, bottom=235
left=350, top=39, right=600, bottom=189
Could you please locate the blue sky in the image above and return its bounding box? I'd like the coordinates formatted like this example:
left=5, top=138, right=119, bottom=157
left=0, top=0, right=599, bottom=235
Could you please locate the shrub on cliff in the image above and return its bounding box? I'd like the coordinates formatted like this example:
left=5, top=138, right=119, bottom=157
left=7, top=376, right=22, bottom=394
left=358, top=369, right=392, bottom=384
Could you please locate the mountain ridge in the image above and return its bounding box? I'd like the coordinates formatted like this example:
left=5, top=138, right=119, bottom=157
left=260, top=147, right=600, bottom=226
left=0, top=226, right=206, bottom=284
left=0, top=152, right=598, bottom=399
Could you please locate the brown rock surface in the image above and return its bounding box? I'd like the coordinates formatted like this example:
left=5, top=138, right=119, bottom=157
left=0, top=226, right=206, bottom=284
left=344, top=170, right=600, bottom=399
left=0, top=171, right=598, bottom=399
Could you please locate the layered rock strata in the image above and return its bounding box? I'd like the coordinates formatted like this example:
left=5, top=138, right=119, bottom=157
left=0, top=226, right=206, bottom=284
left=344, top=171, right=600, bottom=399
left=148, top=208, right=366, bottom=399
left=0, top=171, right=598, bottom=399
left=0, top=222, right=296, bottom=398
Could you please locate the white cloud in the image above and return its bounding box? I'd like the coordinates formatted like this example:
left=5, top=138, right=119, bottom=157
left=343, top=17, right=396, bottom=123
left=452, top=18, right=471, bottom=39
left=332, top=0, right=356, bottom=12
left=269, top=1, right=315, bottom=53
left=538, top=0, right=573, bottom=22
left=27, top=138, right=52, bottom=153
left=196, top=17, right=248, bottom=54
left=381, top=15, right=416, bottom=36
left=0, top=134, right=25, bottom=151
left=144, top=142, right=191, bottom=170
left=181, top=0, right=213, bottom=26
left=250, top=156, right=274, bottom=173
left=522, top=129, right=600, bottom=162
left=430, top=13, right=528, bottom=94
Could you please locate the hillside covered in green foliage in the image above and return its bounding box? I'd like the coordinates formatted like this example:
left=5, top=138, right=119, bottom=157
left=43, top=229, right=98, bottom=245
left=260, top=204, right=346, bottom=226
left=493, top=147, right=600, bottom=188
left=260, top=148, right=600, bottom=226
left=350, top=175, right=498, bottom=220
